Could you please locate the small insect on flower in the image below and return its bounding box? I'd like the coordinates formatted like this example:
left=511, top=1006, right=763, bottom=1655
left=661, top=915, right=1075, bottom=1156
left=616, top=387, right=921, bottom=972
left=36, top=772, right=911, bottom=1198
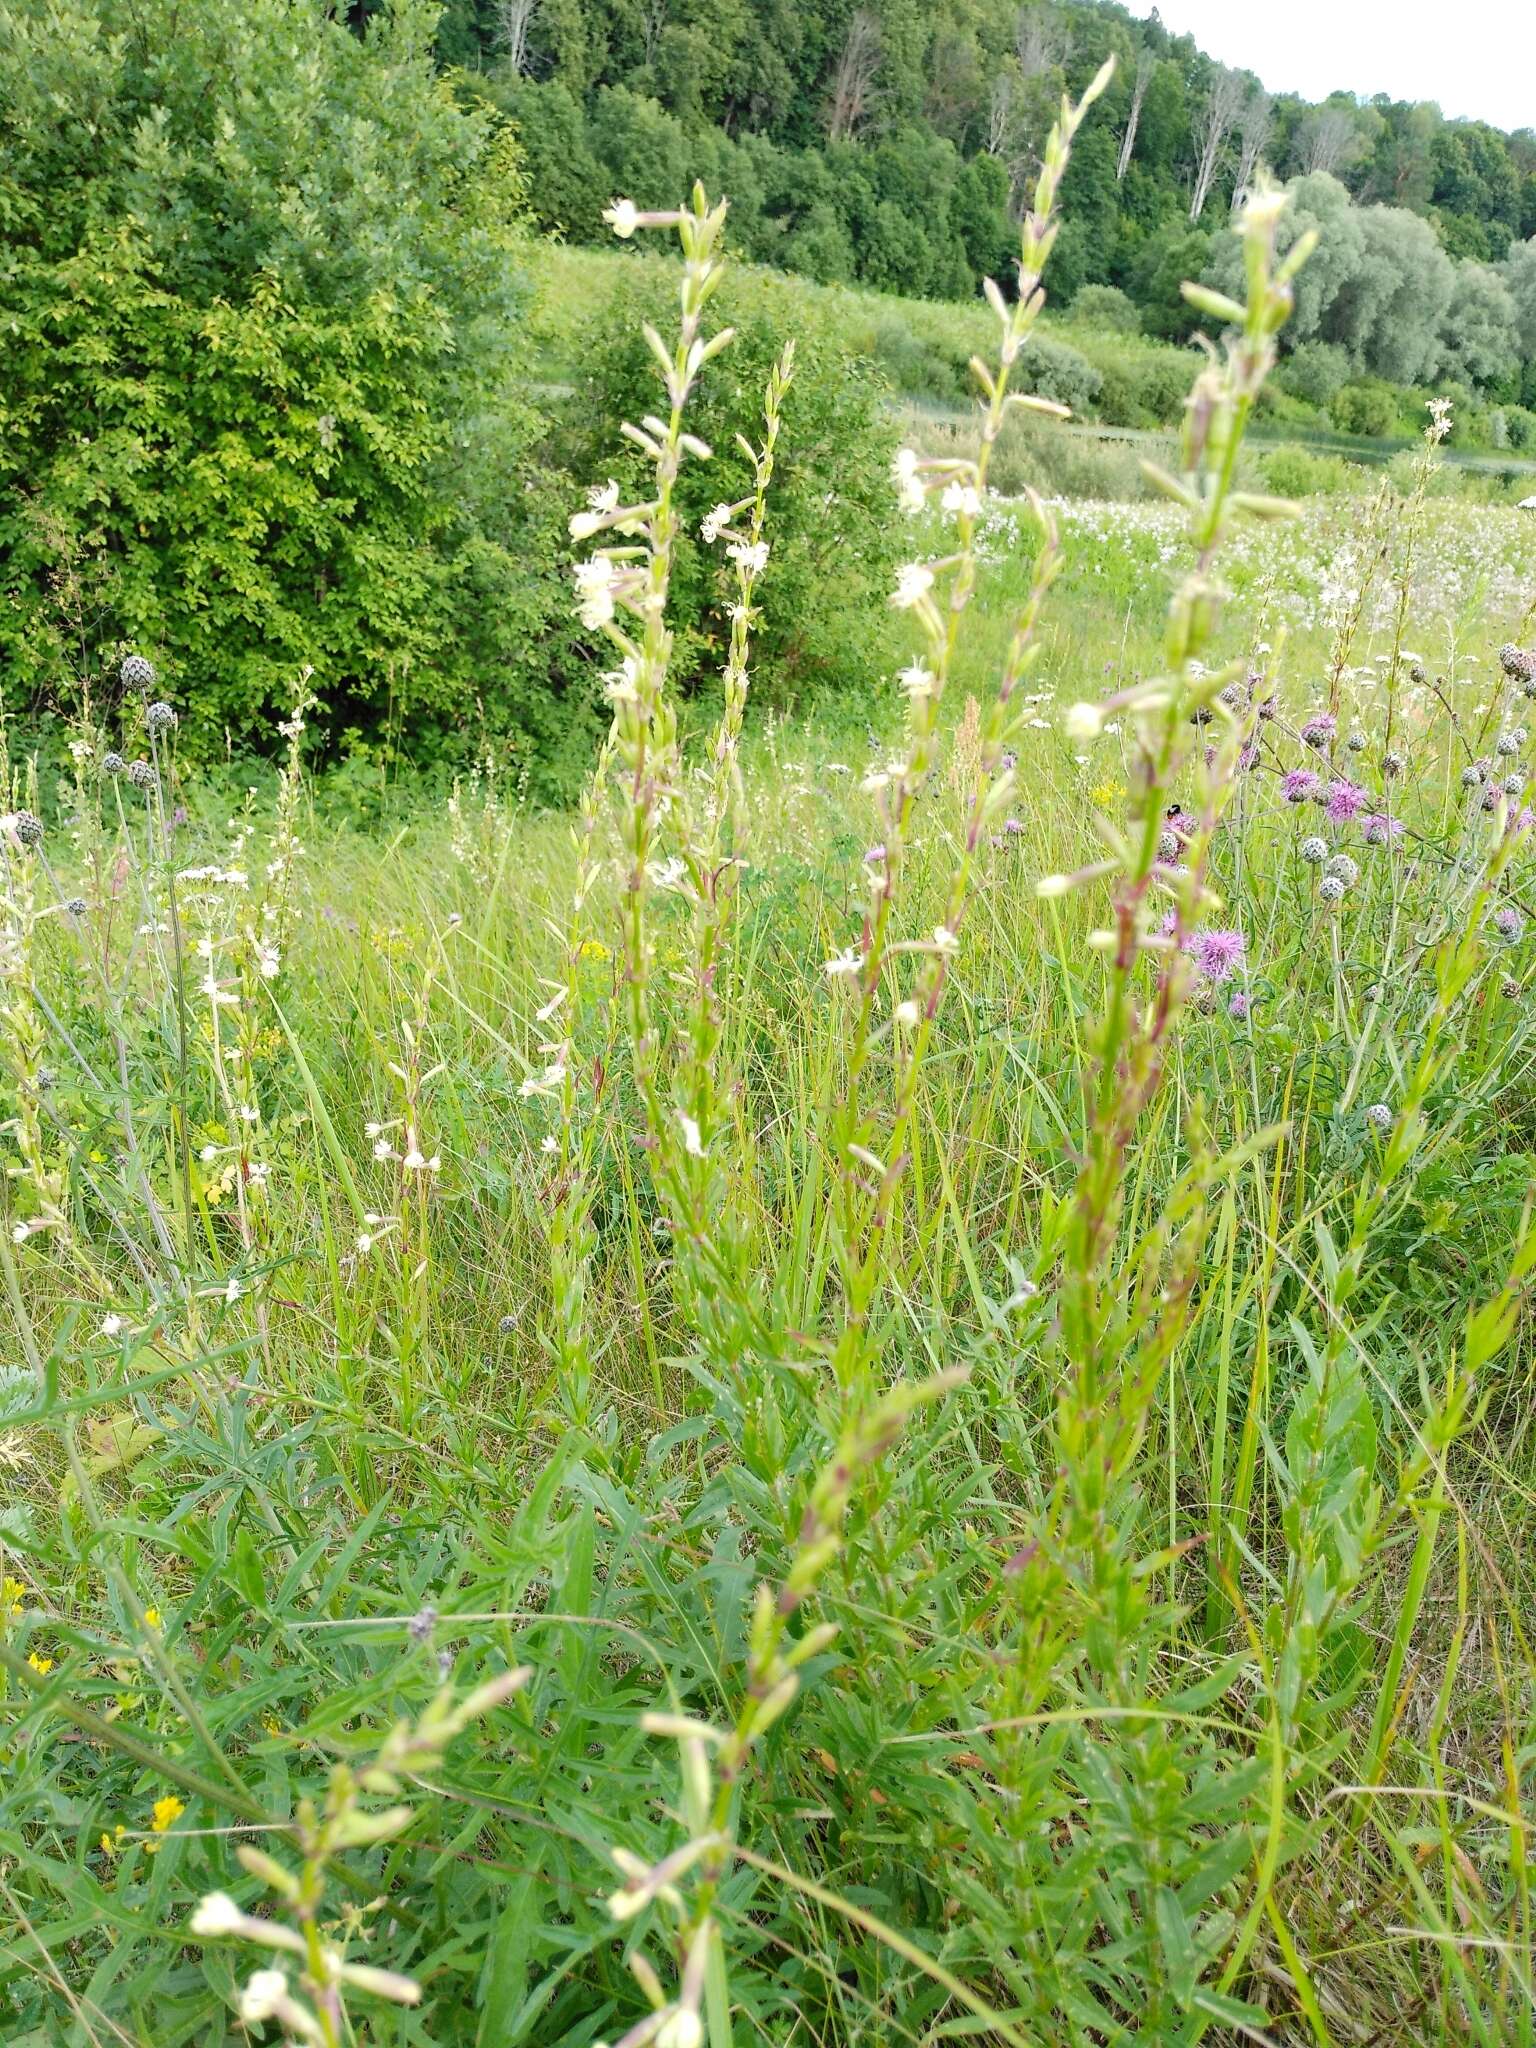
left=120, top=653, right=156, bottom=692
left=1364, top=1102, right=1393, bottom=1134
left=1299, top=836, right=1327, bottom=863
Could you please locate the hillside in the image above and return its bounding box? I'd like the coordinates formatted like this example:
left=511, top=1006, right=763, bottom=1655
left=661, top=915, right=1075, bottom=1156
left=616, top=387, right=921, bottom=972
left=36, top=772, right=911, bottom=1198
left=436, top=0, right=1536, bottom=406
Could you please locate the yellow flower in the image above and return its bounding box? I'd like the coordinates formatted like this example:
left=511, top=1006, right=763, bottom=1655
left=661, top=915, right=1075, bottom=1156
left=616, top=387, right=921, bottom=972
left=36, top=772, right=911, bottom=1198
left=578, top=938, right=611, bottom=962
left=1088, top=778, right=1126, bottom=808
left=26, top=1652, right=53, bottom=1675
left=151, top=1795, right=185, bottom=1834
left=100, top=1823, right=127, bottom=1858
left=2, top=1576, right=24, bottom=1602
left=143, top=1607, right=161, bottom=1629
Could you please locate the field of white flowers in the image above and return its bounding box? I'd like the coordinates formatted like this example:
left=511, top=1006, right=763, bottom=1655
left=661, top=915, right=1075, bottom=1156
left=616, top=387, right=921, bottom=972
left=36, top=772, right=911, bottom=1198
left=3, top=95, right=1535, bottom=2048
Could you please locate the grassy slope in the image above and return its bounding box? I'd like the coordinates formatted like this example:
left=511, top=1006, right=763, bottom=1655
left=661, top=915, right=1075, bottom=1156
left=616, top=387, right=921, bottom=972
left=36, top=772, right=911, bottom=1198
left=3, top=489, right=1535, bottom=2040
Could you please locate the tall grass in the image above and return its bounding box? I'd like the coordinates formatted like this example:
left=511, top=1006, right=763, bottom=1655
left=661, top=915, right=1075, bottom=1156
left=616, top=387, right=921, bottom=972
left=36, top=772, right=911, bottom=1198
left=2, top=76, right=1535, bottom=2048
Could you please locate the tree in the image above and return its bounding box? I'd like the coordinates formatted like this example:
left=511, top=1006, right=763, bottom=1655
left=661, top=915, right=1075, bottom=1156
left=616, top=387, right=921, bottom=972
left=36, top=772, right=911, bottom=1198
left=1189, top=66, right=1246, bottom=220
left=826, top=10, right=881, bottom=144
left=494, top=0, right=539, bottom=75
left=1438, top=260, right=1520, bottom=387
left=1232, top=89, right=1271, bottom=210
left=1117, top=46, right=1156, bottom=181
left=0, top=0, right=557, bottom=751
left=1297, top=104, right=1363, bottom=178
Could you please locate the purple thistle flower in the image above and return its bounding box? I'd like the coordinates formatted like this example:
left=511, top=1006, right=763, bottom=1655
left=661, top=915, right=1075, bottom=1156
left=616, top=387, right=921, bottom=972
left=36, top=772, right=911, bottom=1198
left=1228, top=990, right=1250, bottom=1021
left=1189, top=927, right=1246, bottom=983
left=1283, top=769, right=1321, bottom=805
left=1360, top=812, right=1404, bottom=846
left=1300, top=713, right=1337, bottom=749
left=1326, top=778, right=1369, bottom=823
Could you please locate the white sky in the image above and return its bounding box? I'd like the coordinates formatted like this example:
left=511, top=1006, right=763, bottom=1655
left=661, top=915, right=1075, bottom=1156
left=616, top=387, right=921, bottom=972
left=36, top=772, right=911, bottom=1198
left=1146, top=2, right=1536, bottom=134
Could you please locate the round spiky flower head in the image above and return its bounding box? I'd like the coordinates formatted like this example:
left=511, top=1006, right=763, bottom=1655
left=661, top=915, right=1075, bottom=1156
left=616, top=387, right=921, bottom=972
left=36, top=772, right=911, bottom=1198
left=1461, top=762, right=1485, bottom=788
left=1502, top=975, right=1521, bottom=999
left=127, top=759, right=157, bottom=791
left=1496, top=731, right=1519, bottom=758
left=145, top=701, right=178, bottom=736
left=1318, top=874, right=1346, bottom=903
left=11, top=809, right=43, bottom=848
left=1346, top=730, right=1367, bottom=753
left=1156, top=828, right=1179, bottom=861
left=1497, top=643, right=1534, bottom=681
left=1364, top=1101, right=1393, bottom=1133
left=1325, top=852, right=1360, bottom=887
left=1493, top=904, right=1523, bottom=941
left=102, top=750, right=126, bottom=776
left=66, top=896, right=87, bottom=915
left=1382, top=750, right=1403, bottom=778
left=1505, top=772, right=1526, bottom=798
left=120, top=653, right=156, bottom=693
left=498, top=1314, right=517, bottom=1334
left=1299, top=835, right=1327, bottom=863
left=1409, top=661, right=1425, bottom=684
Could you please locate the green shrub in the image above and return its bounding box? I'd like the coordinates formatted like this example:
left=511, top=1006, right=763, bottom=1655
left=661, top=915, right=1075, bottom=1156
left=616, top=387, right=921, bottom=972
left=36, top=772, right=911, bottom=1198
left=1089, top=343, right=1195, bottom=427
left=1257, top=442, right=1368, bottom=496
left=1016, top=334, right=1102, bottom=417
left=1066, top=283, right=1142, bottom=334
left=577, top=280, right=903, bottom=701
left=0, top=0, right=581, bottom=776
left=1330, top=381, right=1401, bottom=438
left=1278, top=340, right=1353, bottom=407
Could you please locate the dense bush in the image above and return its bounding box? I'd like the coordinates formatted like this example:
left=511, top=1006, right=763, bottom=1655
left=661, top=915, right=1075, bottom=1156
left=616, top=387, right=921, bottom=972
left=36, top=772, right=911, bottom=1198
left=1066, top=282, right=1142, bottom=333
left=0, top=0, right=593, bottom=784
left=1278, top=339, right=1354, bottom=408
left=576, top=275, right=904, bottom=701
left=1331, top=381, right=1403, bottom=438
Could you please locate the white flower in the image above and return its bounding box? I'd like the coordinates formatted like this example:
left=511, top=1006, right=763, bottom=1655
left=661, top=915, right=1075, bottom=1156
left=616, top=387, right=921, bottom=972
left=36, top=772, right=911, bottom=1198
left=891, top=447, right=925, bottom=514
left=574, top=555, right=618, bottom=631
left=700, top=503, right=733, bottom=544
left=246, top=1162, right=270, bottom=1190
left=199, top=1144, right=220, bottom=1163
left=588, top=478, right=620, bottom=514
left=256, top=946, right=280, bottom=980
left=891, top=562, right=935, bottom=610
left=372, top=1137, right=396, bottom=1162
left=357, top=1233, right=375, bottom=1255
left=727, top=539, right=769, bottom=576
left=603, top=197, right=641, bottom=239
left=190, top=1892, right=246, bottom=1938
left=941, top=481, right=982, bottom=519
left=932, top=925, right=959, bottom=954
left=897, top=663, right=936, bottom=701
left=824, top=948, right=863, bottom=979
left=101, top=1313, right=126, bottom=1338
left=678, top=1113, right=704, bottom=1158
left=11, top=1223, right=29, bottom=1245
left=656, top=2012, right=704, bottom=2048
left=540, top=1133, right=559, bottom=1155
left=1063, top=702, right=1103, bottom=743
left=237, top=1970, right=289, bottom=2025
left=894, top=998, right=921, bottom=1028
left=224, top=1276, right=241, bottom=1304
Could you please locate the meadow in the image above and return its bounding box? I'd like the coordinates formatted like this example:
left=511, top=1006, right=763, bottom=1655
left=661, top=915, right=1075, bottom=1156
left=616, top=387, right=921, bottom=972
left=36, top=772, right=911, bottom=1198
left=3, top=101, right=1536, bottom=2048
